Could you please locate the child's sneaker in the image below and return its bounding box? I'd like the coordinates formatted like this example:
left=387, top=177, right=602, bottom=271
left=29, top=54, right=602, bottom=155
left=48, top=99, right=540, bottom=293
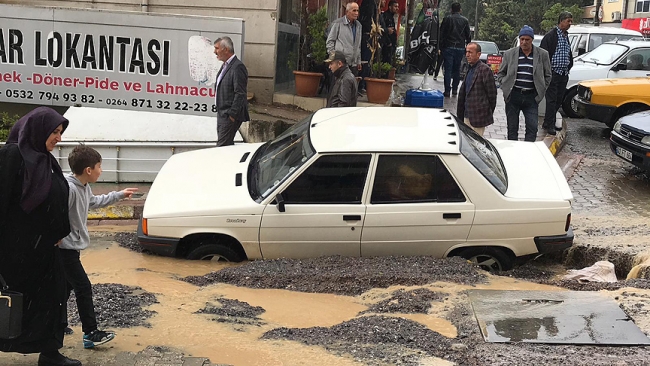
left=83, top=330, right=115, bottom=349
left=64, top=327, right=74, bottom=335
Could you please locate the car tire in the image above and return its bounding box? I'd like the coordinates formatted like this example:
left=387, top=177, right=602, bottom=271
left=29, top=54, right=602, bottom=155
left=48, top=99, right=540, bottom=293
left=562, top=88, right=581, bottom=118
left=457, top=247, right=514, bottom=272
left=186, top=243, right=242, bottom=262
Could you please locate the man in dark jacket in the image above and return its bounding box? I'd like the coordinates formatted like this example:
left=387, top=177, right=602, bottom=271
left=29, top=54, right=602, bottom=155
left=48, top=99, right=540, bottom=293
left=326, top=51, right=358, bottom=107
left=440, top=2, right=471, bottom=98
left=457, top=42, right=497, bottom=136
left=381, top=0, right=399, bottom=63
left=540, top=11, right=573, bottom=136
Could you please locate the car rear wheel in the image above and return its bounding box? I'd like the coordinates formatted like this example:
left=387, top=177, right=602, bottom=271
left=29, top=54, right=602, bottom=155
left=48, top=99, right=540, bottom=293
left=458, top=247, right=513, bottom=272
left=562, top=88, right=581, bottom=118
left=186, top=243, right=242, bottom=262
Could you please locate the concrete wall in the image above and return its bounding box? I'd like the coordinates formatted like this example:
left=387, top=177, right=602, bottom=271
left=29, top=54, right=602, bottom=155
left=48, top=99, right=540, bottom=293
left=0, top=0, right=279, bottom=103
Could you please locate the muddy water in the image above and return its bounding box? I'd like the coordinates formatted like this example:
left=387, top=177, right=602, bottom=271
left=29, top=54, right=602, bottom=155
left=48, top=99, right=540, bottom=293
left=0, top=238, right=569, bottom=366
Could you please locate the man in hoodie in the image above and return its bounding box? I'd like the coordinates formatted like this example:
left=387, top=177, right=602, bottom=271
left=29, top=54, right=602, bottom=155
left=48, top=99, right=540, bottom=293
left=59, top=144, right=137, bottom=349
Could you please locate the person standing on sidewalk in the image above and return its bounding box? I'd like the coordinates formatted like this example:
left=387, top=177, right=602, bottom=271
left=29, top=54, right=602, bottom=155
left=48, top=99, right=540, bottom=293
left=540, top=11, right=573, bottom=136
left=327, top=2, right=362, bottom=78
left=326, top=51, right=358, bottom=107
left=498, top=25, right=552, bottom=142
left=60, top=145, right=137, bottom=349
left=381, top=1, right=399, bottom=64
left=215, top=37, right=249, bottom=147
left=456, top=42, right=497, bottom=136
left=440, top=2, right=471, bottom=98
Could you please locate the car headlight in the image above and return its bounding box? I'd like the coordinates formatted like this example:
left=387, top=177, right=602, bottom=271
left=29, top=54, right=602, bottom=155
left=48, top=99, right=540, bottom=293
left=585, top=89, right=592, bottom=102
left=642, top=135, right=650, bottom=146
left=613, top=121, right=622, bottom=133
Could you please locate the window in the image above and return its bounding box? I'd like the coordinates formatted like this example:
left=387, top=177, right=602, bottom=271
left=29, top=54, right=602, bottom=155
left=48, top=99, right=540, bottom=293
left=637, top=0, right=650, bottom=12
left=624, top=48, right=650, bottom=70
left=282, top=155, right=371, bottom=204
left=371, top=155, right=465, bottom=204
left=458, top=123, right=508, bottom=194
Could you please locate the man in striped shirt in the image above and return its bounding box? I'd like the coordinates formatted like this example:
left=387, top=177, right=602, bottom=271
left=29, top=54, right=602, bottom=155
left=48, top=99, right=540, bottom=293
left=498, top=25, right=552, bottom=142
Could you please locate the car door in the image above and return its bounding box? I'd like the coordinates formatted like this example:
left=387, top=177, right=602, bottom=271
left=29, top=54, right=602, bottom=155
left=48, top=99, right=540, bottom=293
left=259, top=154, right=372, bottom=259
left=608, top=48, right=650, bottom=78
left=361, top=154, right=475, bottom=258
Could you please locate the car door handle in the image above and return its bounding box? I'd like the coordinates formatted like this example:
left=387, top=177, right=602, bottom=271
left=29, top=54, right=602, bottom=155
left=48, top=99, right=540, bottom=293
left=343, top=215, right=362, bottom=221
left=443, top=213, right=461, bottom=219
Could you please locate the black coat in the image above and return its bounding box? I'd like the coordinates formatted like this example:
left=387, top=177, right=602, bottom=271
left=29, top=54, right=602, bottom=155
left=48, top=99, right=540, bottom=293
left=0, top=144, right=70, bottom=354
left=540, top=27, right=574, bottom=72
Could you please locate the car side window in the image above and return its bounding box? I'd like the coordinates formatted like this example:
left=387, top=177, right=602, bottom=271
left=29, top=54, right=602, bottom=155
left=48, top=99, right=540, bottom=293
left=282, top=154, right=371, bottom=204
left=624, top=49, right=650, bottom=70
left=371, top=155, right=465, bottom=204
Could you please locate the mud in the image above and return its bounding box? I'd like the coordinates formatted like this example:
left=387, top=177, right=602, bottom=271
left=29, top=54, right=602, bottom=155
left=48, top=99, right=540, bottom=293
left=67, top=283, right=158, bottom=328
left=361, top=288, right=446, bottom=314
left=182, top=256, right=487, bottom=296
left=196, top=298, right=266, bottom=327
left=115, top=231, right=145, bottom=253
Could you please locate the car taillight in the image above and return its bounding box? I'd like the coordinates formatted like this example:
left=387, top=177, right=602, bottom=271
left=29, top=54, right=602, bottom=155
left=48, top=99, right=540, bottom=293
left=142, top=218, right=148, bottom=236
left=565, top=213, right=571, bottom=232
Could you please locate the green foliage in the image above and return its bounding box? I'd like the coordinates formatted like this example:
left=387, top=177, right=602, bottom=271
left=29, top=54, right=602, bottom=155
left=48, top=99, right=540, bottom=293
left=0, top=111, right=19, bottom=142
left=478, top=0, right=520, bottom=50
left=307, top=6, right=328, bottom=64
left=541, top=3, right=583, bottom=32
left=371, top=61, right=393, bottom=78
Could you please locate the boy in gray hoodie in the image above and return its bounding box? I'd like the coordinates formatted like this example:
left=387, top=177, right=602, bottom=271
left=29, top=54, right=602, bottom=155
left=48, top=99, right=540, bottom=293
left=60, top=145, right=137, bottom=349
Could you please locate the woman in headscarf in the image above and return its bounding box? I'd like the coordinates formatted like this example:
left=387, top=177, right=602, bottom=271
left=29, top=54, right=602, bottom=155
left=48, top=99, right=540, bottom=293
left=0, top=107, right=80, bottom=366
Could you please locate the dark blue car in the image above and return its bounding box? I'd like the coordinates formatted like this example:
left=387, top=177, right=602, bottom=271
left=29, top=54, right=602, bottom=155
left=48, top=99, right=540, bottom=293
left=610, top=111, right=650, bottom=170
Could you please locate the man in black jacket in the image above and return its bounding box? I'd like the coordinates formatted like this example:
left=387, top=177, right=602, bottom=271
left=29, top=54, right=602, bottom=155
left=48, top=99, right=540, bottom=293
left=440, top=2, right=471, bottom=97
left=326, top=51, right=358, bottom=107
left=540, top=11, right=573, bottom=135
left=381, top=0, right=399, bottom=63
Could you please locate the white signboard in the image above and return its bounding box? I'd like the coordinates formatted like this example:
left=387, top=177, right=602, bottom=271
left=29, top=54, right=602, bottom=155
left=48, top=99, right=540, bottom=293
left=0, top=5, right=245, bottom=116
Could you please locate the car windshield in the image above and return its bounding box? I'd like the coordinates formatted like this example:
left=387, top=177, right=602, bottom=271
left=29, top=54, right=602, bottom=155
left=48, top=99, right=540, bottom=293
left=581, top=43, right=628, bottom=65
left=248, top=115, right=316, bottom=201
left=476, top=41, right=499, bottom=54
left=458, top=123, right=508, bottom=194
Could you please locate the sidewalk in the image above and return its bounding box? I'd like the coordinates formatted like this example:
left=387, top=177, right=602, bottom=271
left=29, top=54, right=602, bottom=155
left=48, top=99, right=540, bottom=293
left=90, top=72, right=567, bottom=222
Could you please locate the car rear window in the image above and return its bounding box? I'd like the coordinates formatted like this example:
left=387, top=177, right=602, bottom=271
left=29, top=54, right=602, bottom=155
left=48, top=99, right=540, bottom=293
left=458, top=123, right=508, bottom=194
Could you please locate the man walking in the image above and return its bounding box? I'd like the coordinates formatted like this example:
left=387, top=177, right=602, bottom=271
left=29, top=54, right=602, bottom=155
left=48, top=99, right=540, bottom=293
left=440, top=2, right=471, bottom=98
left=381, top=0, right=399, bottom=64
left=214, top=37, right=249, bottom=146
left=326, top=51, right=358, bottom=107
left=456, top=42, right=497, bottom=136
left=498, top=25, right=552, bottom=142
left=327, top=2, right=362, bottom=77
left=540, top=11, right=573, bottom=136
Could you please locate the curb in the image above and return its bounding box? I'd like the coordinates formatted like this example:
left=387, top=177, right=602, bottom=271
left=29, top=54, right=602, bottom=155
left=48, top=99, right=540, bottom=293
left=546, top=113, right=568, bottom=157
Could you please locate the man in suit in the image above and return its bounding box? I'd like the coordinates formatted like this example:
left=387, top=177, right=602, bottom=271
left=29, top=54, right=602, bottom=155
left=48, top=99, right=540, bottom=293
left=215, top=36, right=249, bottom=146
left=456, top=42, right=497, bottom=137
left=498, top=25, right=552, bottom=142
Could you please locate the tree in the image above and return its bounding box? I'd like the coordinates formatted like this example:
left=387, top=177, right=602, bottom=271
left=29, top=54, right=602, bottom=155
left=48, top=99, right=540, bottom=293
left=540, top=3, right=582, bottom=32
left=478, top=0, right=521, bottom=49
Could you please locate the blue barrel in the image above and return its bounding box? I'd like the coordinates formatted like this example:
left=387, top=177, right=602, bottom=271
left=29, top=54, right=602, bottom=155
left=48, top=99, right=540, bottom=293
left=404, top=89, right=444, bottom=108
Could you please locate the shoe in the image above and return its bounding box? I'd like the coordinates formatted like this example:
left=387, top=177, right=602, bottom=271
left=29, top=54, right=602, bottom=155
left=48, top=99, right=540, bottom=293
left=433, top=76, right=438, bottom=81
left=546, top=128, right=557, bottom=136
left=38, top=351, right=81, bottom=366
left=83, top=329, right=115, bottom=349
left=64, top=327, right=74, bottom=335
left=443, top=92, right=450, bottom=98
left=451, top=92, right=458, bottom=97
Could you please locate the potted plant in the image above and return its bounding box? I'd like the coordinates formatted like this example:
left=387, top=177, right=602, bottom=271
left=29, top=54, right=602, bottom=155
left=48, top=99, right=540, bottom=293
left=291, top=3, right=328, bottom=97
left=365, top=2, right=395, bottom=104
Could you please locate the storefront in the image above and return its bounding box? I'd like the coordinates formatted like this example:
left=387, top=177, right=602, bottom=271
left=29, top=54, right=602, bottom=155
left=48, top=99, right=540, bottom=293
left=622, top=17, right=650, bottom=35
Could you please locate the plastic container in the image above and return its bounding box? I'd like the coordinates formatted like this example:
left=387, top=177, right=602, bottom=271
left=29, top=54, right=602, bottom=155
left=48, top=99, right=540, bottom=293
left=404, top=89, right=444, bottom=108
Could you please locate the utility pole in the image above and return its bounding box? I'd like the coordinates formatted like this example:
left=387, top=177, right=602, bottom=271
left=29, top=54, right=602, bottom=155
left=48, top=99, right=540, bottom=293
left=475, top=0, right=479, bottom=38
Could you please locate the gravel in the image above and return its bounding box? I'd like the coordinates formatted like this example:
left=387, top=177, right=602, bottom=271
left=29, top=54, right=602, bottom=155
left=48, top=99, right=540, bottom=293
left=181, top=256, right=487, bottom=296
left=114, top=232, right=144, bottom=253
left=67, top=283, right=158, bottom=328
left=362, top=288, right=445, bottom=314
left=196, top=298, right=266, bottom=327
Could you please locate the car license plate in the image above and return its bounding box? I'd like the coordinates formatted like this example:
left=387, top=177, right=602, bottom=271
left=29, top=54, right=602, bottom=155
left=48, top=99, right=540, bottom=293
left=616, top=147, right=633, bottom=161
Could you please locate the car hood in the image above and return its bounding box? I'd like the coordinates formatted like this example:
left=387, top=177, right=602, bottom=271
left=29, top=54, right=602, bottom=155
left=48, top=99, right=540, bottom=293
left=567, top=62, right=608, bottom=88
left=490, top=140, right=573, bottom=201
left=143, top=143, right=265, bottom=218
left=619, top=111, right=650, bottom=131
left=580, top=77, right=650, bottom=88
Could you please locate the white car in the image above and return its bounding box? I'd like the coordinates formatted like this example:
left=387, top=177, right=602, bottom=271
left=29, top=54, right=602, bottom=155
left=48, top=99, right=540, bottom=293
left=138, top=107, right=574, bottom=271
left=564, top=40, right=650, bottom=118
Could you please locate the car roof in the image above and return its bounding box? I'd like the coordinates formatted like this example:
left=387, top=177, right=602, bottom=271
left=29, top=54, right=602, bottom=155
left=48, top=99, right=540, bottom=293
left=308, top=107, right=461, bottom=155
left=601, top=40, right=650, bottom=47
left=569, top=26, right=642, bottom=36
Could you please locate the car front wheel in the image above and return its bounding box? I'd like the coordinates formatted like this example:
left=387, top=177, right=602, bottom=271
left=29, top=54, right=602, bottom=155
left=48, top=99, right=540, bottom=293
left=458, top=247, right=513, bottom=272
left=186, top=243, right=242, bottom=262
left=562, top=88, right=581, bottom=118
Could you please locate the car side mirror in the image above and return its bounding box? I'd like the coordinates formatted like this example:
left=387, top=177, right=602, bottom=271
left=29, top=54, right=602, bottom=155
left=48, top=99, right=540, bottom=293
left=275, top=193, right=285, bottom=213
left=613, top=63, right=627, bottom=71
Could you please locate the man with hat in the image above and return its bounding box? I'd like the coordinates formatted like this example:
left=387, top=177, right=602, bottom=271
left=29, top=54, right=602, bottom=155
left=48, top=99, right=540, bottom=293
left=326, top=51, right=358, bottom=108
left=498, top=25, right=552, bottom=142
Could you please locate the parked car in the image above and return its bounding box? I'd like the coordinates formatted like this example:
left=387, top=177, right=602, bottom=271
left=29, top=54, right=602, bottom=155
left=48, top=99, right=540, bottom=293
left=610, top=111, right=650, bottom=170
left=137, top=107, right=574, bottom=271
left=574, top=75, right=650, bottom=128
left=569, top=25, right=642, bottom=57
left=473, top=40, right=500, bottom=63
left=513, top=34, right=544, bottom=48
left=563, top=41, right=650, bottom=118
